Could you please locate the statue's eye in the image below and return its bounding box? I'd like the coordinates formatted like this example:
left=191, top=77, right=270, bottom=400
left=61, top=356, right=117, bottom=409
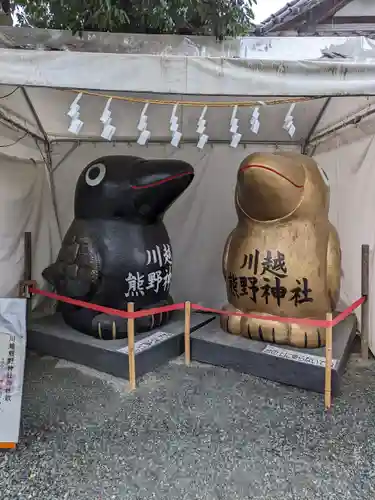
left=318, top=165, right=329, bottom=187
left=85, top=163, right=106, bottom=186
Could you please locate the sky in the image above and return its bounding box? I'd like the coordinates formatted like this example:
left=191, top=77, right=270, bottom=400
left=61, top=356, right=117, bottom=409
left=253, top=0, right=288, bottom=23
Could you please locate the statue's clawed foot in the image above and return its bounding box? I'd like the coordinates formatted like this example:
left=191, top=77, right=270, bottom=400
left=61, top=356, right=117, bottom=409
left=220, top=303, right=242, bottom=335
left=288, top=323, right=325, bottom=348
left=91, top=296, right=174, bottom=340
left=92, top=314, right=128, bottom=339
left=221, top=304, right=325, bottom=348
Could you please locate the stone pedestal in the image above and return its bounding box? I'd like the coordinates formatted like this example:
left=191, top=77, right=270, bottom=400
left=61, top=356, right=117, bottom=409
left=28, top=312, right=215, bottom=379
left=191, top=314, right=357, bottom=395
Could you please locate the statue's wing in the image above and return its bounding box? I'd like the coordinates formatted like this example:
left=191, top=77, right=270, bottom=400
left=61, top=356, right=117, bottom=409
left=222, top=230, right=235, bottom=280
left=327, top=223, right=341, bottom=308
left=43, top=231, right=101, bottom=299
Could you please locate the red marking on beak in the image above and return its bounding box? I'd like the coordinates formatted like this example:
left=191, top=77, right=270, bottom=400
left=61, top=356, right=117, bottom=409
left=131, top=172, right=192, bottom=190
left=239, top=164, right=303, bottom=189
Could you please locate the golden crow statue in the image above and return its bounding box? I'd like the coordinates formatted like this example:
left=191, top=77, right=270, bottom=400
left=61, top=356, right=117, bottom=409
left=221, top=152, right=341, bottom=348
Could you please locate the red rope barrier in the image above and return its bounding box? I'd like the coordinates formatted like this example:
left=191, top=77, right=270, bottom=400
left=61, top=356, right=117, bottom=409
left=30, top=287, right=183, bottom=319
left=29, top=286, right=365, bottom=328
left=331, top=296, right=365, bottom=327
left=192, top=304, right=329, bottom=328
left=192, top=296, right=366, bottom=328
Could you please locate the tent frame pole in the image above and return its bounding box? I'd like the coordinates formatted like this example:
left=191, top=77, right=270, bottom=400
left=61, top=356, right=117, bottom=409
left=302, top=97, right=331, bottom=155
left=49, top=138, right=302, bottom=146
left=0, top=110, right=44, bottom=142
left=21, top=88, right=49, bottom=143
left=48, top=138, right=303, bottom=175
left=51, top=143, right=80, bottom=174
left=21, top=86, right=62, bottom=240
left=307, top=104, right=375, bottom=154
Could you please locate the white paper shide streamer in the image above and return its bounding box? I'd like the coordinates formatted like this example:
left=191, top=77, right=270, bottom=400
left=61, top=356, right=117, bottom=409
left=283, top=103, right=296, bottom=138
left=137, top=102, right=151, bottom=146
left=170, top=103, right=182, bottom=148
left=230, top=105, right=242, bottom=148
left=64, top=92, right=300, bottom=146
left=100, top=98, right=116, bottom=141
left=67, top=93, right=84, bottom=135
left=196, top=106, right=209, bottom=150
left=250, top=106, right=261, bottom=135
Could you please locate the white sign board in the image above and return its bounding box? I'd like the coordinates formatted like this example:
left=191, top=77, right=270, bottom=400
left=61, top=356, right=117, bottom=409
left=263, top=344, right=339, bottom=369
left=118, top=330, right=177, bottom=355
left=0, top=299, right=27, bottom=447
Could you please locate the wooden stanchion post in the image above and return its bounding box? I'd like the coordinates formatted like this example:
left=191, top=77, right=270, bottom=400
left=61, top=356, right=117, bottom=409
left=23, top=232, right=32, bottom=321
left=184, top=301, right=191, bottom=365
left=361, top=244, right=370, bottom=361
left=325, top=312, right=333, bottom=410
left=127, top=302, right=136, bottom=390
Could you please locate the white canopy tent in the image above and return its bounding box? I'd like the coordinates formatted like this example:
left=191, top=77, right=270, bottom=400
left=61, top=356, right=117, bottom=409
left=0, top=28, right=374, bottom=352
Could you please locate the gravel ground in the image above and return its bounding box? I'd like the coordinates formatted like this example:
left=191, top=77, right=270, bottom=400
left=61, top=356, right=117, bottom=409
left=1, top=351, right=375, bottom=500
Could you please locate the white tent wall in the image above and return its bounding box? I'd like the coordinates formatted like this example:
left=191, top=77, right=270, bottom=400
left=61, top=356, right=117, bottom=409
left=0, top=96, right=61, bottom=301
left=0, top=150, right=60, bottom=299
left=308, top=94, right=375, bottom=356
left=51, top=142, right=300, bottom=308
left=313, top=134, right=375, bottom=355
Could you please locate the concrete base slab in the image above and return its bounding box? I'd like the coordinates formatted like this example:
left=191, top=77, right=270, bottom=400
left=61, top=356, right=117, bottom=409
left=28, top=312, right=215, bottom=380
left=191, top=314, right=357, bottom=395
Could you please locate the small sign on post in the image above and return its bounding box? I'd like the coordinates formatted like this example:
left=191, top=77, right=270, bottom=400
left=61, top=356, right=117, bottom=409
left=0, top=299, right=27, bottom=449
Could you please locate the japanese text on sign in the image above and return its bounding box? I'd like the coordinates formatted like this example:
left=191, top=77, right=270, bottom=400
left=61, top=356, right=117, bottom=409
left=0, top=335, right=15, bottom=404
left=230, top=249, right=313, bottom=307
left=0, top=298, right=27, bottom=447
left=118, top=330, right=176, bottom=355
left=263, top=345, right=338, bottom=369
